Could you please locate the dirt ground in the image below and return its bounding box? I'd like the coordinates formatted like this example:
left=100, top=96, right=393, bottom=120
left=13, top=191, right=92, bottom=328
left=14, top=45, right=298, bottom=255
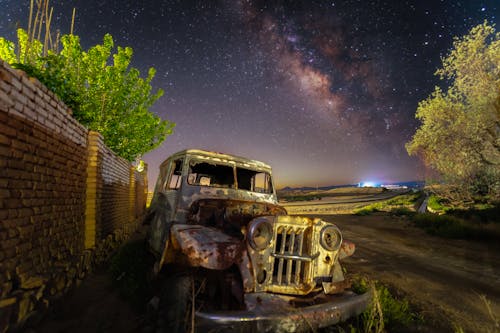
left=323, top=214, right=500, bottom=333
left=30, top=268, right=145, bottom=333
left=29, top=214, right=500, bottom=333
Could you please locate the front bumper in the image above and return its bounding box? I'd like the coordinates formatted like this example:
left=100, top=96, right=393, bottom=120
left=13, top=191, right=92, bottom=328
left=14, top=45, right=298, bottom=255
left=195, top=291, right=370, bottom=332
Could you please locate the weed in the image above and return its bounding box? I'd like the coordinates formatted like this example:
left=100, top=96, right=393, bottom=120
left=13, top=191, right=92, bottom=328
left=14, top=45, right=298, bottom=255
left=361, top=282, right=384, bottom=333
left=453, top=294, right=499, bottom=333
left=346, top=277, right=420, bottom=333
left=478, top=294, right=500, bottom=333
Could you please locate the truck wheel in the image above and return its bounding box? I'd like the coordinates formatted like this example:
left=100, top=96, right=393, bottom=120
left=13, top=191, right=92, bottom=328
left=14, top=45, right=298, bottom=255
left=158, top=274, right=194, bottom=333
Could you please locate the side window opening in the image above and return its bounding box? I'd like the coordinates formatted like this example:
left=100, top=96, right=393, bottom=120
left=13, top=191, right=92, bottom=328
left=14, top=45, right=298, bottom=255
left=236, top=168, right=254, bottom=191
left=166, top=158, right=183, bottom=190
left=236, top=168, right=273, bottom=194
left=253, top=172, right=272, bottom=193
left=188, top=161, right=235, bottom=188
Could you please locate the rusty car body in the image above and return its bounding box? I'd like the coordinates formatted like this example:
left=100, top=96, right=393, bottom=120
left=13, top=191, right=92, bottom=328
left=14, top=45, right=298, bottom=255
left=146, top=149, right=369, bottom=332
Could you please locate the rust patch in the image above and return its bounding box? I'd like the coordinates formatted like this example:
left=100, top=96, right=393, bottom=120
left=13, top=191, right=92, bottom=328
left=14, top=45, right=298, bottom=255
left=187, top=198, right=286, bottom=237
left=171, top=224, right=244, bottom=270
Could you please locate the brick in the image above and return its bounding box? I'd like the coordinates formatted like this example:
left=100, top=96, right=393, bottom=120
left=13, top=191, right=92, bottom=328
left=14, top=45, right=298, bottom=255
left=17, top=208, right=33, bottom=218
left=0, top=121, right=16, bottom=137
left=0, top=89, right=14, bottom=107
left=22, top=106, right=37, bottom=121
left=0, top=145, right=12, bottom=157
left=10, top=139, right=29, bottom=152
left=0, top=238, right=19, bottom=249
left=0, top=133, right=10, bottom=145
left=9, top=105, right=24, bottom=119
left=34, top=95, right=45, bottom=107
left=26, top=99, right=35, bottom=110
left=0, top=78, right=12, bottom=92
left=0, top=64, right=17, bottom=78
left=10, top=89, right=27, bottom=105
left=7, top=228, right=19, bottom=238
left=21, top=75, right=38, bottom=92
left=21, top=85, right=35, bottom=101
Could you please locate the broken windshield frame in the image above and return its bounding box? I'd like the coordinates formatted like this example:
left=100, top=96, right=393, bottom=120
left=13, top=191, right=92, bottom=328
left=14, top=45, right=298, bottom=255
left=187, top=159, right=273, bottom=194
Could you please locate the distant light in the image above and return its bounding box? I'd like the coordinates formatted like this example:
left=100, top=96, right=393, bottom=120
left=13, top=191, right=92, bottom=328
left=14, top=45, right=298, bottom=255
left=360, top=181, right=377, bottom=187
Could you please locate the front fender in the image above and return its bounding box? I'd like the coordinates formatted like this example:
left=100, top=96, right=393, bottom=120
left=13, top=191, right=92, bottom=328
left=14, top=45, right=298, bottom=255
left=170, top=224, right=244, bottom=270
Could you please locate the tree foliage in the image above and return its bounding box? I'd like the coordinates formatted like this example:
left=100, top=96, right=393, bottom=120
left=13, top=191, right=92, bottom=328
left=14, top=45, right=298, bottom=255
left=406, top=22, right=500, bottom=201
left=0, top=29, right=174, bottom=161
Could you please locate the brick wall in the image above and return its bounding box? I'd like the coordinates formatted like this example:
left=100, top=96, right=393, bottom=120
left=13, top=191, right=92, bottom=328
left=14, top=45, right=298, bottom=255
left=0, top=61, right=148, bottom=332
left=84, top=132, right=147, bottom=255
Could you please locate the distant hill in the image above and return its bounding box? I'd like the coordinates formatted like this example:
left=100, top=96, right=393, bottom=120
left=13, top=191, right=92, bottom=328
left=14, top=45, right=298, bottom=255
left=279, top=181, right=425, bottom=192
left=279, top=184, right=358, bottom=192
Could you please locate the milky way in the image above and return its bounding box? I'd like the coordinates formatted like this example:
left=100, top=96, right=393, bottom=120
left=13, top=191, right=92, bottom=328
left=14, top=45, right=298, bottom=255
left=0, top=0, right=498, bottom=187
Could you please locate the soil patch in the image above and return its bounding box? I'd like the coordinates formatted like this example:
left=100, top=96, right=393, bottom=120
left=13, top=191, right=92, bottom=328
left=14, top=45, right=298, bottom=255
left=322, top=214, right=500, bottom=333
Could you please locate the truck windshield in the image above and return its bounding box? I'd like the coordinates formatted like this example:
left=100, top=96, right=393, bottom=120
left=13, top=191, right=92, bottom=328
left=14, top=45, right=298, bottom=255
left=187, top=160, right=273, bottom=193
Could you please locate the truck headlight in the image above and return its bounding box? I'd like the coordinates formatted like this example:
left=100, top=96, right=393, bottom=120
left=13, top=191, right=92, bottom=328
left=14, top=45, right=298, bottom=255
left=248, top=218, right=273, bottom=251
left=320, top=225, right=342, bottom=251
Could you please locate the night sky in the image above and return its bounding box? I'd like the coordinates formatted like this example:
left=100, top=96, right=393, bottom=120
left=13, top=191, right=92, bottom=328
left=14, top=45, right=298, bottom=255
left=1, top=0, right=498, bottom=188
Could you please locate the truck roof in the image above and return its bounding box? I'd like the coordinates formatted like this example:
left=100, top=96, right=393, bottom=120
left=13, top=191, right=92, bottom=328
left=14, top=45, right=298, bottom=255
left=160, top=149, right=273, bottom=172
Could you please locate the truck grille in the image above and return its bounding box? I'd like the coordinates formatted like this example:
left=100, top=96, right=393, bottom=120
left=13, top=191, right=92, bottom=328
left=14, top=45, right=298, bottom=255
left=271, top=226, right=313, bottom=287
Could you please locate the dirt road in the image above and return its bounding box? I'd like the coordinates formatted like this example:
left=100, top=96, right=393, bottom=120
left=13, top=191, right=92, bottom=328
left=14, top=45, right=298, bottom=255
left=321, top=214, right=500, bottom=333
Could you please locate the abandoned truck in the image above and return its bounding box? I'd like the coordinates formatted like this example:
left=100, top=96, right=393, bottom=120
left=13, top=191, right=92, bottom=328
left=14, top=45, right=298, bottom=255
left=145, top=149, right=369, bottom=332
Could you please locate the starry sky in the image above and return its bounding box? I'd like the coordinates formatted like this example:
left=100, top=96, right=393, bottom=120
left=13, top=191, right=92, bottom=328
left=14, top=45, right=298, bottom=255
left=1, top=0, right=498, bottom=188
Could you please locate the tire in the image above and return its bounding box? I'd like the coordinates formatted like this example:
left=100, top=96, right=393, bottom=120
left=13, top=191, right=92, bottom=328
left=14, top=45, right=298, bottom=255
left=158, top=273, right=194, bottom=333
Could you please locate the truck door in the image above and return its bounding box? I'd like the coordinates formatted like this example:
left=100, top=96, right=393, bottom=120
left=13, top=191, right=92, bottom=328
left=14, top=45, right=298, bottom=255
left=150, top=158, right=184, bottom=254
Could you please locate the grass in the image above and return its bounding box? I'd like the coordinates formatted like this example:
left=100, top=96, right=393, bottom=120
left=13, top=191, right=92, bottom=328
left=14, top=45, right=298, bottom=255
left=327, top=277, right=421, bottom=333
left=353, top=191, right=500, bottom=241
left=109, top=240, right=155, bottom=311
left=412, top=194, right=500, bottom=241
left=350, top=278, right=422, bottom=333
left=354, top=193, right=421, bottom=216
left=411, top=212, right=500, bottom=241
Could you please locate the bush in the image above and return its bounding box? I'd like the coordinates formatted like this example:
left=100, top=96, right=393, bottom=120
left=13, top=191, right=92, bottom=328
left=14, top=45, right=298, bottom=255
left=413, top=212, right=500, bottom=241
left=1, top=28, right=174, bottom=161
left=448, top=204, right=500, bottom=224
left=427, top=194, right=451, bottom=213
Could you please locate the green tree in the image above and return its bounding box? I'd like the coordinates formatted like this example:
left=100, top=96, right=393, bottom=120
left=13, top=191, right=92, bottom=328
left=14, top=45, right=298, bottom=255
left=406, top=22, right=500, bottom=201
left=0, top=29, right=174, bottom=161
